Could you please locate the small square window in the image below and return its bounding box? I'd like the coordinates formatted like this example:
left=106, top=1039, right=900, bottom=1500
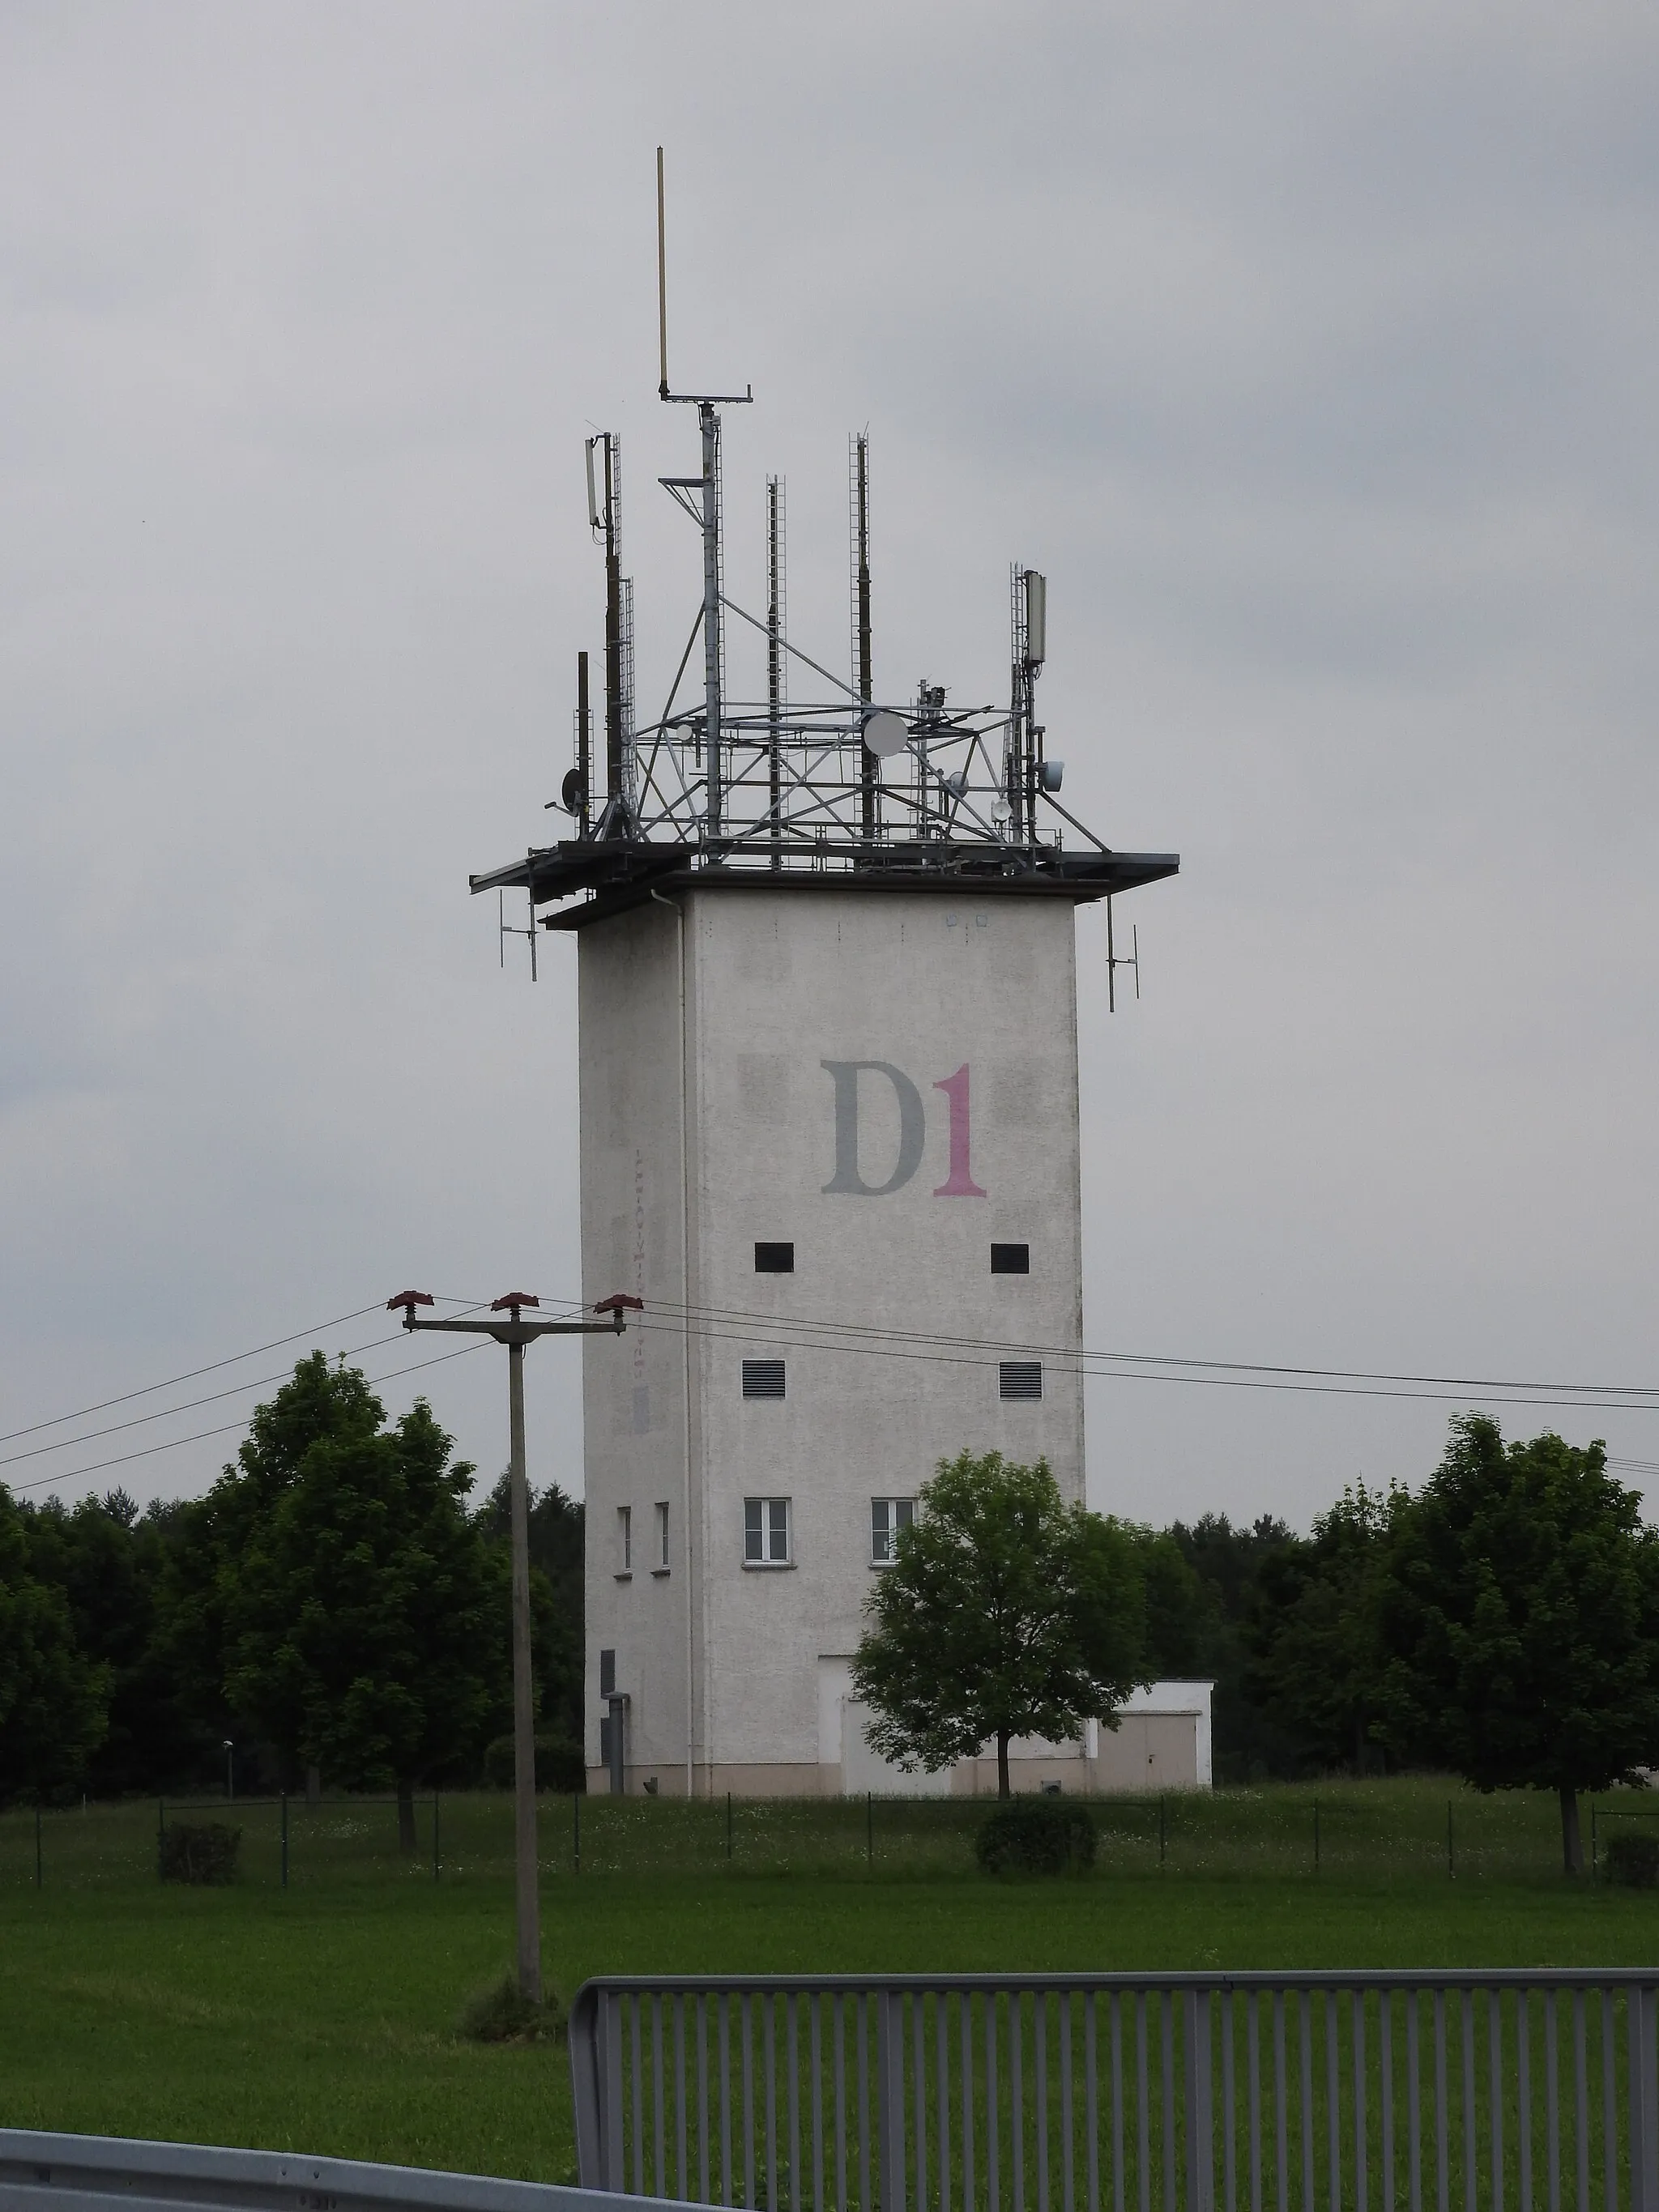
left=755, top=1242, right=795, bottom=1273
left=744, top=1496, right=792, bottom=1565
left=999, top=1361, right=1043, bottom=1400
left=871, top=1496, right=915, bottom=1565
left=742, top=1359, right=787, bottom=1399
left=991, top=1243, right=1030, bottom=1274
left=616, top=1505, right=633, bottom=1571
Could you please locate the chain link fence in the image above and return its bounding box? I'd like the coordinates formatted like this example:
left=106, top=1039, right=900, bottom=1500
left=0, top=1779, right=1621, bottom=1890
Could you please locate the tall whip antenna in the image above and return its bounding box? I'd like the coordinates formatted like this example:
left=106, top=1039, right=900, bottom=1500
left=656, top=146, right=670, bottom=399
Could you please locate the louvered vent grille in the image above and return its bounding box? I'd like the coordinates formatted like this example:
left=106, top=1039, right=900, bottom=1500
left=742, top=1359, right=787, bottom=1400
left=998, top=1361, right=1043, bottom=1401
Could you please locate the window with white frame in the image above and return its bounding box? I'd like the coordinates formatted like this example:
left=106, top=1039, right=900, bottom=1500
left=654, top=1501, right=670, bottom=1571
left=616, top=1505, right=633, bottom=1575
left=870, top=1496, right=915, bottom=1565
left=744, top=1497, right=791, bottom=1566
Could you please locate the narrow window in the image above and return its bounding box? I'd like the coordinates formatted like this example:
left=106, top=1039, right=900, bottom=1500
left=991, top=1242, right=1030, bottom=1274
left=870, top=1496, right=915, bottom=1565
left=742, top=1358, right=787, bottom=1399
left=755, top=1242, right=795, bottom=1273
left=599, top=1648, right=616, bottom=1697
left=744, top=1497, right=792, bottom=1565
left=999, top=1361, right=1043, bottom=1401
left=655, top=1501, right=670, bottom=1571
left=616, top=1505, right=633, bottom=1573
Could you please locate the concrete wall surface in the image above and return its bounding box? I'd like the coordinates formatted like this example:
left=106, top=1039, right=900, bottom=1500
left=579, top=884, right=1088, bottom=1793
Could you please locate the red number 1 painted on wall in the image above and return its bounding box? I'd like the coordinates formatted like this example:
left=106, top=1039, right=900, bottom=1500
left=932, top=1064, right=987, bottom=1198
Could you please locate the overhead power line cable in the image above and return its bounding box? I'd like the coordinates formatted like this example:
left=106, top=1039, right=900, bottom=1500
left=621, top=1308, right=1659, bottom=1418
left=0, top=1298, right=499, bottom=1468
left=6, top=1340, right=493, bottom=1496
left=626, top=1293, right=1659, bottom=1401
left=0, top=1301, right=390, bottom=1449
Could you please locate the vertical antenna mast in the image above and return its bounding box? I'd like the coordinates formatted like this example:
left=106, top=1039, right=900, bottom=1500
left=851, top=432, right=876, bottom=845
left=766, top=476, right=786, bottom=871
left=599, top=436, right=625, bottom=815
left=653, top=145, right=752, bottom=847
left=656, top=145, right=670, bottom=401
left=575, top=650, right=591, bottom=837
left=1009, top=565, right=1045, bottom=848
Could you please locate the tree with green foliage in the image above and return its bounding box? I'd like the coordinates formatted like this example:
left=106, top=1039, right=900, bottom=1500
left=220, top=1357, right=508, bottom=1848
left=23, top=1489, right=216, bottom=1796
left=0, top=1485, right=109, bottom=1802
left=851, top=1451, right=1147, bottom=1796
left=1162, top=1513, right=1300, bottom=1782
left=1376, top=1415, right=1659, bottom=1873
left=1247, top=1484, right=1394, bottom=1775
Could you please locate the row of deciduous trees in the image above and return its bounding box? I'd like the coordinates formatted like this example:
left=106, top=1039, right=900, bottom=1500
left=5, top=1353, right=1657, bottom=1873
left=0, top=1354, right=585, bottom=1837
left=851, top=1419, right=1659, bottom=1869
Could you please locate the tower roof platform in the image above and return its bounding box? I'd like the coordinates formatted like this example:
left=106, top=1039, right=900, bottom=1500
left=472, top=837, right=1179, bottom=933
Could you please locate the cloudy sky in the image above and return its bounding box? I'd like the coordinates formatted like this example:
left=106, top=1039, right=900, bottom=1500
left=3, top=2, right=1657, bottom=1531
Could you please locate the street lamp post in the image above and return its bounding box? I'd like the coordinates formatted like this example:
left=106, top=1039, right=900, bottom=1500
left=387, top=1289, right=638, bottom=2005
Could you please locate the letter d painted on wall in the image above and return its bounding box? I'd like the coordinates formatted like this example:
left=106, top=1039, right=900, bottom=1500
left=821, top=1061, right=927, bottom=1196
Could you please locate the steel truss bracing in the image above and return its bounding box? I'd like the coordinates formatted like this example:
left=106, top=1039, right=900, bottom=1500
left=472, top=399, right=1179, bottom=920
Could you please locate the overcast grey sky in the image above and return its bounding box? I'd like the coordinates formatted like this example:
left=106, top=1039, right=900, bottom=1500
left=3, top=2, right=1657, bottom=1530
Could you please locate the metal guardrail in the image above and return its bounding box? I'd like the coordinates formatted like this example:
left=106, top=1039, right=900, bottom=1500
left=569, top=1972, right=1659, bottom=2212
left=0, top=2129, right=697, bottom=2212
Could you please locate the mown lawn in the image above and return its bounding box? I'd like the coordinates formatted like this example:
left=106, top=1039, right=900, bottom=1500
left=4, top=1865, right=1658, bottom=2184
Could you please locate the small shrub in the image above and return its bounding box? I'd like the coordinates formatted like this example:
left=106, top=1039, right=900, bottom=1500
left=159, top=1822, right=241, bottom=1886
left=483, top=1733, right=586, bottom=1794
left=1604, top=1830, right=1659, bottom=1889
left=458, top=1974, right=567, bottom=2044
left=976, top=1796, right=1096, bottom=1877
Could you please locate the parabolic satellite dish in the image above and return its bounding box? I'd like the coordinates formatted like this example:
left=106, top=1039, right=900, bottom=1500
left=862, top=710, right=910, bottom=760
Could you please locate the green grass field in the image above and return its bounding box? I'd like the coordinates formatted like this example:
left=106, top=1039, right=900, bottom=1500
left=8, top=1774, right=1657, bottom=1890
left=6, top=1780, right=1659, bottom=2185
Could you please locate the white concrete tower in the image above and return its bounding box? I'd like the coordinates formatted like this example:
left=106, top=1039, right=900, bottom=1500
left=473, top=393, right=1178, bottom=1798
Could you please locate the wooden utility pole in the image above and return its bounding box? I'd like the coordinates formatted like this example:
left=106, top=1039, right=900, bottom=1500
left=387, top=1288, right=638, bottom=2002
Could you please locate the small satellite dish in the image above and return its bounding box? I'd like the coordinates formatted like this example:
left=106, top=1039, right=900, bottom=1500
left=862, top=710, right=909, bottom=760
left=561, top=768, right=586, bottom=815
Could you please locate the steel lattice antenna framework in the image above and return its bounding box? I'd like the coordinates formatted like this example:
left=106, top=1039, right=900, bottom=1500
left=471, top=149, right=1177, bottom=936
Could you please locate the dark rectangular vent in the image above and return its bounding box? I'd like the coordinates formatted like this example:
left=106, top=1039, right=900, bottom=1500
left=755, top=1242, right=795, bottom=1273
left=599, top=1647, right=616, bottom=1697
left=999, top=1362, right=1043, bottom=1401
left=742, top=1359, right=787, bottom=1400
left=991, top=1243, right=1030, bottom=1273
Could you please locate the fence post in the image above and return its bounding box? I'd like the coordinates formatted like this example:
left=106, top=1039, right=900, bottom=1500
left=433, top=1790, right=440, bottom=1884
left=1313, top=1799, right=1320, bottom=1875
left=1629, top=1982, right=1659, bottom=2212
left=34, top=1802, right=42, bottom=1889
left=568, top=1981, right=608, bottom=2189
left=727, top=1790, right=733, bottom=1860
left=1448, top=1803, right=1455, bottom=1880
left=574, top=1789, right=581, bottom=1875
left=1184, top=1988, right=1215, bottom=2212
left=1159, top=1794, right=1166, bottom=1869
left=876, top=1987, right=906, bottom=2212
left=156, top=1798, right=164, bottom=1881
left=1592, top=1807, right=1599, bottom=1882
left=868, top=1791, right=873, bottom=1870
left=280, top=1792, right=288, bottom=1890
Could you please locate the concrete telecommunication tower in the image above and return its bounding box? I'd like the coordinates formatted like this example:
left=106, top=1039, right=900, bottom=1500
left=471, top=157, right=1180, bottom=1797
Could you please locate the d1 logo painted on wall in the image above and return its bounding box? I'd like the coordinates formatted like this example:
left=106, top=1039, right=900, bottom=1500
left=820, top=1061, right=986, bottom=1198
